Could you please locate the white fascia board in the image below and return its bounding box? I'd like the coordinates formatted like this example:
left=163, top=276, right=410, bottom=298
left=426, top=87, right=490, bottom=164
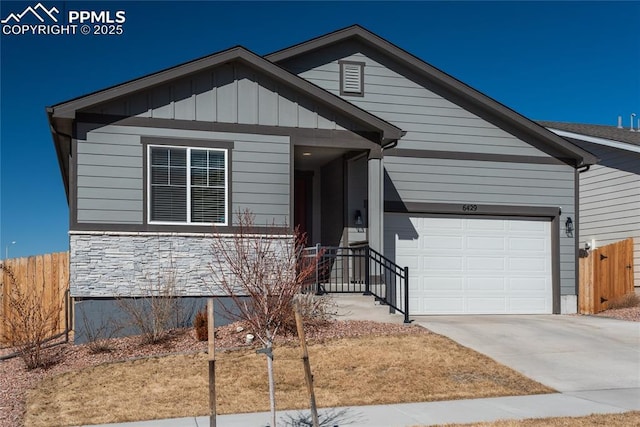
left=548, top=128, right=640, bottom=154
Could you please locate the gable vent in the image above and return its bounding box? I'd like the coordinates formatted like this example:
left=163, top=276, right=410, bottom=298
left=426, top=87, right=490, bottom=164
left=340, top=61, right=364, bottom=96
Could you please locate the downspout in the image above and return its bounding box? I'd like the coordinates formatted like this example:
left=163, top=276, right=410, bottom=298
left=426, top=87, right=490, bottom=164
left=46, top=108, right=74, bottom=338
left=374, top=132, right=404, bottom=266
left=382, top=140, right=398, bottom=151
left=47, top=108, right=74, bottom=140
left=577, top=164, right=590, bottom=173
left=381, top=130, right=406, bottom=150
left=49, top=122, right=74, bottom=140
left=46, top=107, right=73, bottom=203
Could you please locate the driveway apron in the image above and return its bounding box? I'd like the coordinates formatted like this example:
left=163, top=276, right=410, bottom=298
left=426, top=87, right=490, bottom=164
left=415, top=315, right=640, bottom=392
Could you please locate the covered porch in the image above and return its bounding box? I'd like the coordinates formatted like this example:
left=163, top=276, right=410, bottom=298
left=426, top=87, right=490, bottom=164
left=292, top=142, right=409, bottom=323
left=292, top=142, right=384, bottom=253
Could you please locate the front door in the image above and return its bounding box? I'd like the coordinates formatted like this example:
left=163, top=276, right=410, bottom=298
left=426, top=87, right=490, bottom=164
left=294, top=172, right=313, bottom=244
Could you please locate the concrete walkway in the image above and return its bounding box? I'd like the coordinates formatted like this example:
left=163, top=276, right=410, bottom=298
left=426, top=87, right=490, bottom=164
left=82, top=296, right=640, bottom=426
left=86, top=389, right=640, bottom=426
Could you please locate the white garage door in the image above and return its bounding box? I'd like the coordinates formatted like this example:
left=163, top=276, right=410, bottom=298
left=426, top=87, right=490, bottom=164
left=385, top=215, right=552, bottom=315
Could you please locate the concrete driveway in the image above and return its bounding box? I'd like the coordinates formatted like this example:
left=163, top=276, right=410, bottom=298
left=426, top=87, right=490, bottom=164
left=415, top=315, right=640, bottom=393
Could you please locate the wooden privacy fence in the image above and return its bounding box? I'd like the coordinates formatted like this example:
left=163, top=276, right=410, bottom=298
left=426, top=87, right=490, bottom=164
left=0, top=252, right=70, bottom=346
left=579, top=238, right=634, bottom=314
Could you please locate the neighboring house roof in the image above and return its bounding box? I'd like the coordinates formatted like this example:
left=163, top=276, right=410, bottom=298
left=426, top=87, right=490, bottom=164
left=539, top=121, right=640, bottom=154
left=266, top=25, right=598, bottom=167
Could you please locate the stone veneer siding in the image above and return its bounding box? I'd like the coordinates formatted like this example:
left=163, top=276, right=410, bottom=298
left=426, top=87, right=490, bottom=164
left=70, top=231, right=292, bottom=297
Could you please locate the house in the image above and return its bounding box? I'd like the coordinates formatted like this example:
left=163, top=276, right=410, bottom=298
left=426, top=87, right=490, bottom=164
left=47, top=26, right=597, bottom=337
left=540, top=120, right=640, bottom=290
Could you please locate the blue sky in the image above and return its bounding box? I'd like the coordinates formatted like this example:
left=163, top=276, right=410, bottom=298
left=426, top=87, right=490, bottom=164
left=1, top=1, right=638, bottom=259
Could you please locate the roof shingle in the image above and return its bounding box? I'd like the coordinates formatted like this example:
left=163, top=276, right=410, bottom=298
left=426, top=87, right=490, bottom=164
left=538, top=121, right=640, bottom=146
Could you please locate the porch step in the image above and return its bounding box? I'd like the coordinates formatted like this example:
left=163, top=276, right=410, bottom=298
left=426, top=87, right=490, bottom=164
left=331, top=294, right=407, bottom=324
left=314, top=282, right=387, bottom=294
left=317, top=282, right=366, bottom=293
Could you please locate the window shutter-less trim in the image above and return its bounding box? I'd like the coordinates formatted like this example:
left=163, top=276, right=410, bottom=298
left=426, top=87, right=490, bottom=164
left=340, top=61, right=364, bottom=96
left=148, top=145, right=228, bottom=226
left=150, top=147, right=187, bottom=222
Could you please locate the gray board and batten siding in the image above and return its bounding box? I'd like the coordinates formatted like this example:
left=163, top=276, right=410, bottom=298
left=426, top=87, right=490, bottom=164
left=278, top=39, right=578, bottom=296
left=83, top=62, right=359, bottom=131
left=571, top=139, right=640, bottom=288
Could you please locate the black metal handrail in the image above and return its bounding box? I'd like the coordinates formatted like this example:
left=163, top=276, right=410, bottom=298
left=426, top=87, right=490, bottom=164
left=300, top=245, right=410, bottom=323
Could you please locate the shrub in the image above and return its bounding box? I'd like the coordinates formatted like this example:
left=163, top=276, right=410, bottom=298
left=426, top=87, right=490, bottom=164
left=194, top=309, right=208, bottom=341
left=606, top=292, right=640, bottom=310
left=118, top=294, right=178, bottom=345
left=281, top=293, right=336, bottom=336
left=117, top=258, right=181, bottom=345
left=76, top=305, right=121, bottom=354
left=0, top=263, right=62, bottom=369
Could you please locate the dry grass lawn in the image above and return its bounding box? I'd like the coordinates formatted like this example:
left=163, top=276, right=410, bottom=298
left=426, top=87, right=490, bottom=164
left=25, top=333, right=552, bottom=427
left=433, top=411, right=640, bottom=426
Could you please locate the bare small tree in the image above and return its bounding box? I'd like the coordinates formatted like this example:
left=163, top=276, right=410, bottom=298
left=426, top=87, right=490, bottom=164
left=207, top=210, right=318, bottom=427
left=0, top=263, right=62, bottom=369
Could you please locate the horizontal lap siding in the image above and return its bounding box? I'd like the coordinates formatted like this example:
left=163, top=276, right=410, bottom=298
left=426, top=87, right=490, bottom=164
left=577, top=142, right=640, bottom=287
left=384, top=157, right=575, bottom=206
left=231, top=133, right=290, bottom=225
left=76, top=124, right=290, bottom=226
left=385, top=157, right=577, bottom=295
left=76, top=132, right=143, bottom=223
left=282, top=41, right=577, bottom=295
left=283, top=41, right=551, bottom=156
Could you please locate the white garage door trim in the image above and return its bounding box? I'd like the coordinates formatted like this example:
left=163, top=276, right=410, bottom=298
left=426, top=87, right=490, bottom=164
left=385, top=214, right=553, bottom=315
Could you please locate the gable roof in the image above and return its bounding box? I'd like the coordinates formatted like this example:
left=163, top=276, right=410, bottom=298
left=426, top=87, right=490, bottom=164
left=48, top=26, right=603, bottom=204
left=48, top=44, right=406, bottom=202
left=267, top=25, right=598, bottom=167
left=539, top=121, right=640, bottom=148
left=47, top=45, right=403, bottom=143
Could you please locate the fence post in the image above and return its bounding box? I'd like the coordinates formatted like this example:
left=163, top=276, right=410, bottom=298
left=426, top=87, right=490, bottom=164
left=314, top=243, right=321, bottom=295
left=579, top=251, right=593, bottom=314
left=64, top=289, right=69, bottom=342
left=364, top=246, right=371, bottom=295
left=403, top=266, right=410, bottom=324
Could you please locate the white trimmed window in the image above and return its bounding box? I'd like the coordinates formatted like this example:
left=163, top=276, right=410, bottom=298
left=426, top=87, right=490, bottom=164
left=340, top=61, right=364, bottom=96
left=148, top=145, right=228, bottom=225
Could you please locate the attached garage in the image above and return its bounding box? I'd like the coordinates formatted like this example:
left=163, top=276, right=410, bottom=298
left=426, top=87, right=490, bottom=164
left=385, top=214, right=554, bottom=315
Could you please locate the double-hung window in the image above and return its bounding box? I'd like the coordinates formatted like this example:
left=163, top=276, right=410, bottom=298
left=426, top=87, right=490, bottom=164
left=148, top=145, right=228, bottom=225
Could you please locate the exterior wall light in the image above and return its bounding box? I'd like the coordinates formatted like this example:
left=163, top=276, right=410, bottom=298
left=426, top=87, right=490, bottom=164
left=354, top=210, right=364, bottom=226
left=565, top=217, right=574, bottom=237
